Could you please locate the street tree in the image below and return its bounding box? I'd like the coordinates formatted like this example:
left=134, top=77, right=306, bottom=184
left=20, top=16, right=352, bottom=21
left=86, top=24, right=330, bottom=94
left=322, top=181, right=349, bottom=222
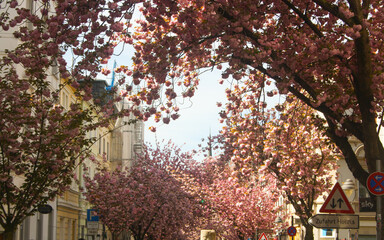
left=120, top=0, right=384, bottom=232
left=124, top=0, right=384, bottom=194
left=222, top=88, right=339, bottom=240
left=0, top=0, right=137, bottom=238
left=83, top=141, right=205, bottom=240
left=200, top=162, right=280, bottom=240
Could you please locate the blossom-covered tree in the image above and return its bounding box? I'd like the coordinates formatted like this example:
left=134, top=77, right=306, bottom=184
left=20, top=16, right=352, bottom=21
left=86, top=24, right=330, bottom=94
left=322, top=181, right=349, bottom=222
left=200, top=161, right=280, bottom=240
left=0, top=0, right=137, bottom=238
left=222, top=87, right=339, bottom=240
left=117, top=0, right=384, bottom=233
left=122, top=0, right=383, bottom=195
left=84, top=141, right=205, bottom=240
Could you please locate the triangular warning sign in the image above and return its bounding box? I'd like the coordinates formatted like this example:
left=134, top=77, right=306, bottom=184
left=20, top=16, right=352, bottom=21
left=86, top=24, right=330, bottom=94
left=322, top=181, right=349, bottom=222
left=319, top=182, right=354, bottom=214
left=258, top=232, right=268, bottom=240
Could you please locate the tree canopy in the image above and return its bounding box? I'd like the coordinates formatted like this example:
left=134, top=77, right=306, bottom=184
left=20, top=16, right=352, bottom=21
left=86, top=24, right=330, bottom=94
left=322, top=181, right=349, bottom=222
left=120, top=0, right=383, bottom=190
left=221, top=89, right=339, bottom=240
left=84, top=142, right=205, bottom=240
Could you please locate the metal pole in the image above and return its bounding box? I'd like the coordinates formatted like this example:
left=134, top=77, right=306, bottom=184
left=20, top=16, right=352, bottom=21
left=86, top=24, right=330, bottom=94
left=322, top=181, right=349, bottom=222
left=336, top=228, right=339, bottom=240
left=377, top=160, right=382, bottom=240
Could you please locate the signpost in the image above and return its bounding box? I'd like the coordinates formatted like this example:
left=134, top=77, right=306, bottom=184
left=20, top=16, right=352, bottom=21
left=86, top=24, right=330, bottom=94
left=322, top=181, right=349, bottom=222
left=367, top=164, right=384, bottom=240
left=316, top=182, right=357, bottom=239
left=308, top=214, right=359, bottom=229
left=87, top=209, right=99, bottom=236
left=319, top=182, right=354, bottom=214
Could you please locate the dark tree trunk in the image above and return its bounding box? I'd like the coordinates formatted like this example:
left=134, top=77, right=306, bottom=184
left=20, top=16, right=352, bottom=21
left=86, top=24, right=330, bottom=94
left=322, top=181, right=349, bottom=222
left=0, top=228, right=16, bottom=240
left=303, top=223, right=314, bottom=240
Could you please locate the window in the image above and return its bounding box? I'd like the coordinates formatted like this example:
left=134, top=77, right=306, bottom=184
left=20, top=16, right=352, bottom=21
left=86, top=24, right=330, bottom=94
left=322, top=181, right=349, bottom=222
left=61, top=91, right=69, bottom=110
left=107, top=142, right=109, bottom=160
left=321, top=229, right=335, bottom=238
left=98, top=134, right=101, bottom=154
left=27, top=0, right=35, bottom=29
left=51, top=59, right=59, bottom=79
left=103, top=138, right=105, bottom=154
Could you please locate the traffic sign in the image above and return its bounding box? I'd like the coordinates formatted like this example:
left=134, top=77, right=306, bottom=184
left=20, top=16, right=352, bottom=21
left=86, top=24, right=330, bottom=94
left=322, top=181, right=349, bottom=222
left=87, top=209, right=99, bottom=222
left=367, top=172, right=384, bottom=195
left=287, top=226, right=297, bottom=236
left=87, top=221, right=99, bottom=229
left=258, top=232, right=268, bottom=240
left=309, top=214, right=359, bottom=229
left=319, top=182, right=354, bottom=214
left=87, top=228, right=98, bottom=235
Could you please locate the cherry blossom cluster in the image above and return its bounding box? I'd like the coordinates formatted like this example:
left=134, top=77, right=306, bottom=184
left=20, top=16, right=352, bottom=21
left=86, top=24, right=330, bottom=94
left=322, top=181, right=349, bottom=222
left=220, top=88, right=339, bottom=239
left=198, top=160, right=281, bottom=240
left=115, top=0, right=381, bottom=199
left=112, top=0, right=381, bottom=134
left=83, top=141, right=206, bottom=239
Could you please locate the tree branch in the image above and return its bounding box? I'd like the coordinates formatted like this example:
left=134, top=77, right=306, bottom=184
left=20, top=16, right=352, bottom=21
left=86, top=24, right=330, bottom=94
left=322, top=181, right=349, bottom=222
left=312, top=0, right=354, bottom=26
left=281, top=0, right=324, bottom=38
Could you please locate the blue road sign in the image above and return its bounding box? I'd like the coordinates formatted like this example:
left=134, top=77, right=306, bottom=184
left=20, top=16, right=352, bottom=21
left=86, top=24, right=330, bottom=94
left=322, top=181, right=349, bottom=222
left=367, top=172, right=384, bottom=196
left=287, top=226, right=297, bottom=236
left=87, top=209, right=99, bottom=222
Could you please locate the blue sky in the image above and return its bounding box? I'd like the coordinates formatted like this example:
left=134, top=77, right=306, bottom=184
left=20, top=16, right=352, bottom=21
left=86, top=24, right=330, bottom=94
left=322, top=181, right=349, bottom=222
left=99, top=48, right=228, bottom=160
left=95, top=7, right=229, bottom=160
left=144, top=70, right=228, bottom=159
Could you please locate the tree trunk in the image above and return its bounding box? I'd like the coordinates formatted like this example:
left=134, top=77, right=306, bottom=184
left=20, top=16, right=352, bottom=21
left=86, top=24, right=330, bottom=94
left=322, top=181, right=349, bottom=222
left=303, top=224, right=314, bottom=240
left=0, top=230, right=15, bottom=240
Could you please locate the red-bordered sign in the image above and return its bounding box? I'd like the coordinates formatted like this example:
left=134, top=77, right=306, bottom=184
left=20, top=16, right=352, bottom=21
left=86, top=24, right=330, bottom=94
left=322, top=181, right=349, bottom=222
left=367, top=172, right=384, bottom=196
left=287, top=226, right=297, bottom=236
left=319, top=182, right=354, bottom=214
left=258, top=232, right=268, bottom=240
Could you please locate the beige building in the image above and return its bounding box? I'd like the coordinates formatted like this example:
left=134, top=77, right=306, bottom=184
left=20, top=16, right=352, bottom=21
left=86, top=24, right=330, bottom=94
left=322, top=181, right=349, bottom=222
left=76, top=79, right=144, bottom=240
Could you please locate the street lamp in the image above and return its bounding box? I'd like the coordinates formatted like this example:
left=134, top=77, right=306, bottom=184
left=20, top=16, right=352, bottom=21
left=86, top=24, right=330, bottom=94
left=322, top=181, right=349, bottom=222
left=342, top=179, right=356, bottom=200
left=274, top=216, right=283, bottom=240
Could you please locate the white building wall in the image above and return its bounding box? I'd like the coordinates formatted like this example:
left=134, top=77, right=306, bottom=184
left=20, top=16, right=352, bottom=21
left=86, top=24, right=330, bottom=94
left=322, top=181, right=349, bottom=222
left=0, top=0, right=60, bottom=238
left=111, top=97, right=144, bottom=170
left=13, top=200, right=57, bottom=240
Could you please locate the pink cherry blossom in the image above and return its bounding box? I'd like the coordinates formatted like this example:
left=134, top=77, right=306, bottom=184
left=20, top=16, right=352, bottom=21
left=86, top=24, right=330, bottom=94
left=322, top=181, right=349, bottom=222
left=84, top=142, right=205, bottom=240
